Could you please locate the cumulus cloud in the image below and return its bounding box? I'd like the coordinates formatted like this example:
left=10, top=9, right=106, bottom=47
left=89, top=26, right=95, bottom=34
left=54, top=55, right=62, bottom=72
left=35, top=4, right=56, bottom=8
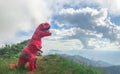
left=84, top=0, right=120, bottom=16
left=47, top=0, right=120, bottom=16
left=0, top=0, right=120, bottom=50
left=0, top=0, right=52, bottom=46
left=42, top=38, right=83, bottom=50
left=45, top=0, right=83, bottom=13
left=55, top=7, right=120, bottom=49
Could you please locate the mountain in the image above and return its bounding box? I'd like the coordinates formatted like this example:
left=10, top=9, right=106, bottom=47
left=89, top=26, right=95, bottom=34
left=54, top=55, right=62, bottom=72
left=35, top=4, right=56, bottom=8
left=45, top=49, right=120, bottom=65
left=38, top=55, right=102, bottom=74
left=59, top=54, right=112, bottom=67
left=58, top=54, right=120, bottom=74
left=99, top=65, right=120, bottom=74
left=45, top=50, right=120, bottom=74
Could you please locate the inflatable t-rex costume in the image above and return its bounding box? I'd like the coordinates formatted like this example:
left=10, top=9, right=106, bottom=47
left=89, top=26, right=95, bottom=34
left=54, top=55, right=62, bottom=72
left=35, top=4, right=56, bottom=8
left=17, top=22, right=51, bottom=71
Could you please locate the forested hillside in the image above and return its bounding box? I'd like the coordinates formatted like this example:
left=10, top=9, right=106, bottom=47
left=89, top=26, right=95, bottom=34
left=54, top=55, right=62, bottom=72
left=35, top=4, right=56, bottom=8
left=0, top=40, right=29, bottom=58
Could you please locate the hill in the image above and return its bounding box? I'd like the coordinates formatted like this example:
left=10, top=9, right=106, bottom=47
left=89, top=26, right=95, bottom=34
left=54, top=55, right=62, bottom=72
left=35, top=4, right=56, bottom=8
left=0, top=40, right=102, bottom=74
left=0, top=55, right=102, bottom=74
left=0, top=39, right=29, bottom=58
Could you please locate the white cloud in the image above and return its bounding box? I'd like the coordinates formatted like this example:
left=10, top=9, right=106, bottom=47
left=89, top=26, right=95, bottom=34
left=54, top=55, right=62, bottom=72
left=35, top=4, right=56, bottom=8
left=46, top=0, right=120, bottom=16
left=50, top=28, right=76, bottom=37
left=0, top=0, right=52, bottom=46
left=85, top=0, right=120, bottom=16
left=0, top=0, right=120, bottom=51
left=45, top=0, right=83, bottom=13
left=55, top=7, right=120, bottom=49
left=88, top=38, right=120, bottom=50
left=42, top=38, right=83, bottom=51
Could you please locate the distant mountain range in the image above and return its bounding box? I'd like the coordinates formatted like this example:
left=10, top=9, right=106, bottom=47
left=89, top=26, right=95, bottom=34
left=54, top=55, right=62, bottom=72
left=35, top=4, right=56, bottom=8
left=44, top=49, right=120, bottom=65
left=99, top=65, right=120, bottom=74
left=44, top=49, right=113, bottom=67
left=59, top=54, right=112, bottom=67
left=59, top=54, right=120, bottom=74
left=44, top=49, right=120, bottom=74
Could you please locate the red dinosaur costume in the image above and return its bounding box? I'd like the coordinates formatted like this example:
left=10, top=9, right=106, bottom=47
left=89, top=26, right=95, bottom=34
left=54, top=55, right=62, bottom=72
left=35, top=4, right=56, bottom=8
left=17, top=22, right=51, bottom=71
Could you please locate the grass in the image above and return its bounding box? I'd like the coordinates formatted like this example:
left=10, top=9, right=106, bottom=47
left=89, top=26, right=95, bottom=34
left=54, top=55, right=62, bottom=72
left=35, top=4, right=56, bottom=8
left=0, top=58, right=31, bottom=74
left=0, top=55, right=102, bottom=74
left=38, top=55, right=102, bottom=74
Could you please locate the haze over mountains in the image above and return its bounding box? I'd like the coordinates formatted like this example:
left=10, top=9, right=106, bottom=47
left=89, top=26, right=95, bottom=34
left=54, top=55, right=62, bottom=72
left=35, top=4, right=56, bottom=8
left=44, top=49, right=120, bottom=74
left=43, top=49, right=120, bottom=65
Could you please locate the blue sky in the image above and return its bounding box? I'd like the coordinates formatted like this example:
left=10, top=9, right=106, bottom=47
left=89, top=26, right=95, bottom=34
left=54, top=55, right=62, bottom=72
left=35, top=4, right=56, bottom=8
left=0, top=0, right=120, bottom=51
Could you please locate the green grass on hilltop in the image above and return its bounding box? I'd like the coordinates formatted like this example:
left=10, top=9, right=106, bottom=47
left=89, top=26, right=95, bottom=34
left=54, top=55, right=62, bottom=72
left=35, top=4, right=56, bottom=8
left=0, top=40, right=103, bottom=74
left=0, top=55, right=102, bottom=74
left=38, top=55, right=102, bottom=74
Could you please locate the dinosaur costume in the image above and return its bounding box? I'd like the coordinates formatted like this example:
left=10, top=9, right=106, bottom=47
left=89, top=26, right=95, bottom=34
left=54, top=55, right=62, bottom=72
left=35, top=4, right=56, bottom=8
left=17, top=22, right=51, bottom=71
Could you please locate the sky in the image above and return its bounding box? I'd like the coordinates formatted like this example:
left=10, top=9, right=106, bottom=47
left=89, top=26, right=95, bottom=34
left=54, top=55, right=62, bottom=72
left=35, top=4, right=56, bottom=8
left=0, top=0, right=120, bottom=51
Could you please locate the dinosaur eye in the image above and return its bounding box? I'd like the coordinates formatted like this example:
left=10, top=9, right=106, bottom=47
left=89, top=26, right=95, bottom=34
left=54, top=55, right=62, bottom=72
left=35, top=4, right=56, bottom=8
left=46, top=26, right=50, bottom=30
